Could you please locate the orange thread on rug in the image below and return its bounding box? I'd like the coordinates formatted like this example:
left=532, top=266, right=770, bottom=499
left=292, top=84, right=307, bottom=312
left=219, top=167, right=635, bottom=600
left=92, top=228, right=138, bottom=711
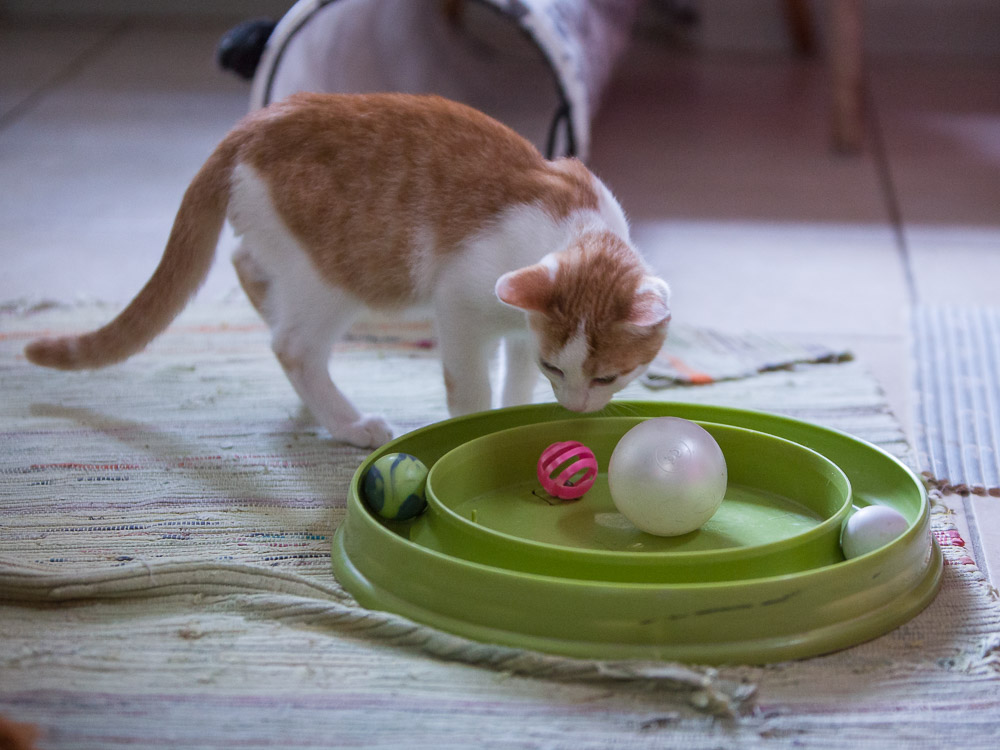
left=664, top=355, right=714, bottom=385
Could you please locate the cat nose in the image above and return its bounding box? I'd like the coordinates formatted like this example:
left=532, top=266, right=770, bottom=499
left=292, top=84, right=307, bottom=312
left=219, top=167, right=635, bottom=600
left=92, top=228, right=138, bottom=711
left=561, top=391, right=590, bottom=412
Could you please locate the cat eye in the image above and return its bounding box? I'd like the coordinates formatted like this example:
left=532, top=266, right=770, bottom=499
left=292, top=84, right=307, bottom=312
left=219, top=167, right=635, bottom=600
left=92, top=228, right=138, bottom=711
left=591, top=374, right=619, bottom=386
left=540, top=361, right=564, bottom=378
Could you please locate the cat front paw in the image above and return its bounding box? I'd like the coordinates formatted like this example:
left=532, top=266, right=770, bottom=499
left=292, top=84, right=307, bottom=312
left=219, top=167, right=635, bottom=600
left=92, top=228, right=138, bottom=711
left=335, top=415, right=394, bottom=449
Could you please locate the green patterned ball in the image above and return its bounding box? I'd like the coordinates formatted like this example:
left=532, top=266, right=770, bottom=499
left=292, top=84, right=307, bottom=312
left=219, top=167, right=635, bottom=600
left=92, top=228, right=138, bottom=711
left=362, top=453, right=429, bottom=521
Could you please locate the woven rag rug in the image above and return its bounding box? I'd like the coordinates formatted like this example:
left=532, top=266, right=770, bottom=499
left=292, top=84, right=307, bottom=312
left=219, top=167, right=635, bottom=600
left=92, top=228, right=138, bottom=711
left=1, top=300, right=999, bottom=749
left=913, top=305, right=1000, bottom=497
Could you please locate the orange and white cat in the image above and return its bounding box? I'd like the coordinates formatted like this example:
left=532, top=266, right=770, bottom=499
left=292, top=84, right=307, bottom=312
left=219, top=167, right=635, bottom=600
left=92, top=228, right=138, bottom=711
left=25, top=93, right=670, bottom=448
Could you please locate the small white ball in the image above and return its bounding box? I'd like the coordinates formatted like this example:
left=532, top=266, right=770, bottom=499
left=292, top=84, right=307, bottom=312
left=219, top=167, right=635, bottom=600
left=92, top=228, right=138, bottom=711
left=608, top=417, right=728, bottom=537
left=841, top=505, right=909, bottom=559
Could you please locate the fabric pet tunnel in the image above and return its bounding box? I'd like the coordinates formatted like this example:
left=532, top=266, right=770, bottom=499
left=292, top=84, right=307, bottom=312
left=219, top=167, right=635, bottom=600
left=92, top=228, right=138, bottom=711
left=221, top=0, right=643, bottom=162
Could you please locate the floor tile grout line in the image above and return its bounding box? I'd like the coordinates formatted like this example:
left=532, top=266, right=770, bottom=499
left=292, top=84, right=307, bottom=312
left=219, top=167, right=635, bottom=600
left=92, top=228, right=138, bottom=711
left=864, top=80, right=919, bottom=307
left=963, top=495, right=991, bottom=581
left=0, top=20, right=130, bottom=133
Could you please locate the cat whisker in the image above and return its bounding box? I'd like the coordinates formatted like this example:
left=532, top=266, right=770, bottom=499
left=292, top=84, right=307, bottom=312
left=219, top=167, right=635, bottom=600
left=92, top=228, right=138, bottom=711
left=603, top=400, right=638, bottom=419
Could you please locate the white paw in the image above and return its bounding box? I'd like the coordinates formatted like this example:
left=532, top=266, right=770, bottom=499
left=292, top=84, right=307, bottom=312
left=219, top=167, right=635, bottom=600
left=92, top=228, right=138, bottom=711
left=335, top=415, right=394, bottom=449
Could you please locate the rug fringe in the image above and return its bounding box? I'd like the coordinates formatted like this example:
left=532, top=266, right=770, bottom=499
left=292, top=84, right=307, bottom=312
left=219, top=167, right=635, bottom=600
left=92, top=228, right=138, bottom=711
left=921, top=470, right=1000, bottom=497
left=0, top=557, right=754, bottom=717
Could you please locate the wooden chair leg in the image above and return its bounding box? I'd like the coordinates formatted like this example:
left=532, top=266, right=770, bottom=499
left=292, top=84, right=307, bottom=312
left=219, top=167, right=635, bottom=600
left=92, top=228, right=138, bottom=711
left=829, top=0, right=865, bottom=153
left=782, top=0, right=817, bottom=57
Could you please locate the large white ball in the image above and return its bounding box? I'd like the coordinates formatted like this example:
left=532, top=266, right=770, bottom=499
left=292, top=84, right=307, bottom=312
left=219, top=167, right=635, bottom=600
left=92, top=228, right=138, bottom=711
left=608, top=417, right=728, bottom=537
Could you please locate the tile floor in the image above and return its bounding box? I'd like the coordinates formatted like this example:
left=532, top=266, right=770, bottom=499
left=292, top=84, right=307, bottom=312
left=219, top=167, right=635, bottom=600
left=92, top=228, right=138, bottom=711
left=1, top=16, right=998, bottom=580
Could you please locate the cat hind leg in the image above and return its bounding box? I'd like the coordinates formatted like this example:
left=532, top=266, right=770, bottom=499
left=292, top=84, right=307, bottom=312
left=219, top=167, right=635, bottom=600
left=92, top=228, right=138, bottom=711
left=274, top=335, right=394, bottom=449
left=233, top=246, right=393, bottom=449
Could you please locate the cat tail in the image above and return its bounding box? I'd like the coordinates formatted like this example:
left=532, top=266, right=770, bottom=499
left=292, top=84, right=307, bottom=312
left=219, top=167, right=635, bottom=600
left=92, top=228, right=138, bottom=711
left=25, top=134, right=243, bottom=370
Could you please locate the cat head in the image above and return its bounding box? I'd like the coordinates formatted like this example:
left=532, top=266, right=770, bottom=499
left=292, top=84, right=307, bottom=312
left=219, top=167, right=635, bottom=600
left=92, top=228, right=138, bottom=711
left=496, top=231, right=670, bottom=412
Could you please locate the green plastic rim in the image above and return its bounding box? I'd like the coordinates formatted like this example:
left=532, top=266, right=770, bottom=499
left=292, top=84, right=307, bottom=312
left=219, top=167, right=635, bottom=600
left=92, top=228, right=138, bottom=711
left=420, top=419, right=853, bottom=583
left=332, top=402, right=941, bottom=665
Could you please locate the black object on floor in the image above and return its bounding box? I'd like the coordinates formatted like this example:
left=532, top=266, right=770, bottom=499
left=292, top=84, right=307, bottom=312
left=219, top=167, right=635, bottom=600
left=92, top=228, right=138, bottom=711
left=217, top=18, right=277, bottom=80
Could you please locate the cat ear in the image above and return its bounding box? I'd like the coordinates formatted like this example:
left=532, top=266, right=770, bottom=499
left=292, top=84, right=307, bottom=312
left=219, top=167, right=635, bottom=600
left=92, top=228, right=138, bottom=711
left=495, top=262, right=555, bottom=312
left=628, top=276, right=672, bottom=327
